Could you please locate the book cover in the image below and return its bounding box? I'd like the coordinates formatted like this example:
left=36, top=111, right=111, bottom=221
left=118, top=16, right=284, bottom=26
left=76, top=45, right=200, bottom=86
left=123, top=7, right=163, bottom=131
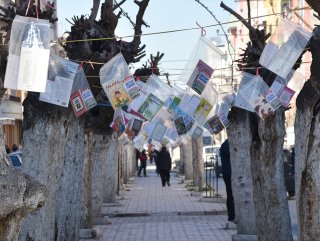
left=204, top=115, right=225, bottom=135
left=70, top=90, right=87, bottom=117
left=174, top=116, right=188, bottom=135
left=194, top=98, right=213, bottom=123
left=102, top=79, right=132, bottom=110
left=123, top=76, right=140, bottom=100
left=187, top=60, right=214, bottom=95
left=252, top=94, right=275, bottom=119
left=137, top=93, right=163, bottom=121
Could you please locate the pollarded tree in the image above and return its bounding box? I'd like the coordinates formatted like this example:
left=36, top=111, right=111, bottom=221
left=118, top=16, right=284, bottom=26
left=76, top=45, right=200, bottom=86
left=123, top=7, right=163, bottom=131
left=294, top=1, right=320, bottom=240
left=0, top=0, right=151, bottom=240
left=220, top=1, right=301, bottom=240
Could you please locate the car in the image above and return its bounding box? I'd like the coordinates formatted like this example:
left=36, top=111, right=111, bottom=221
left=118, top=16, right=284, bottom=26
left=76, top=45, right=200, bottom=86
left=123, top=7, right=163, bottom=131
left=8, top=152, right=22, bottom=171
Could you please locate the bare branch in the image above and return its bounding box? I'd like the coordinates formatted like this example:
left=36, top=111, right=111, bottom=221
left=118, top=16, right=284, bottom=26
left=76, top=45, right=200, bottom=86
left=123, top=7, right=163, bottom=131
left=132, top=0, right=150, bottom=50
left=113, top=0, right=126, bottom=10
left=247, top=0, right=251, bottom=26
left=220, top=1, right=255, bottom=33
left=89, top=0, right=101, bottom=21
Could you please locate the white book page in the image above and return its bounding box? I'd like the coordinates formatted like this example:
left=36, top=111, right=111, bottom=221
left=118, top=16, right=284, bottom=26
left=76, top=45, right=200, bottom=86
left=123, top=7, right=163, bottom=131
left=17, top=48, right=50, bottom=92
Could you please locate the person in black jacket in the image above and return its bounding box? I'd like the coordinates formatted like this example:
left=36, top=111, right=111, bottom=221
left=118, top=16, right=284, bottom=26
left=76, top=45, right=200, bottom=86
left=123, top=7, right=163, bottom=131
left=156, top=145, right=172, bottom=186
left=220, top=139, right=235, bottom=222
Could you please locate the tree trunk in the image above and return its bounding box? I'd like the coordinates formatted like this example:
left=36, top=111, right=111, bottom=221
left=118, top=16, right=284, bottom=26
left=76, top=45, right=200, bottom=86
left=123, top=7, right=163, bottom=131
left=180, top=137, right=193, bottom=180
left=227, top=110, right=257, bottom=240
left=80, top=129, right=94, bottom=229
left=192, top=136, right=204, bottom=191
left=295, top=27, right=320, bottom=240
left=18, top=103, right=86, bottom=241
left=103, top=135, right=120, bottom=203
left=250, top=111, right=292, bottom=241
left=92, top=133, right=114, bottom=217
left=0, top=125, right=47, bottom=241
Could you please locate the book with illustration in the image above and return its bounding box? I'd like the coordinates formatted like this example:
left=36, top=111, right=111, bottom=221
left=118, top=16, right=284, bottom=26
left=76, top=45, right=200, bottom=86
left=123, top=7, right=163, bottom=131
left=101, top=79, right=132, bottom=110
left=194, top=98, right=213, bottom=123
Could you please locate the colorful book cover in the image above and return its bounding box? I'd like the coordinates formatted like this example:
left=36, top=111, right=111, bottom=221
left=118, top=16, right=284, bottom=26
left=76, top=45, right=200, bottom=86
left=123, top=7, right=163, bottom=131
left=252, top=94, right=275, bottom=119
left=132, top=119, right=143, bottom=135
left=102, top=79, right=132, bottom=110
left=187, top=60, right=214, bottom=95
left=194, top=98, right=213, bottom=123
left=123, top=76, right=140, bottom=100
left=70, top=90, right=87, bottom=117
left=174, top=116, right=188, bottom=135
left=110, top=111, right=126, bottom=135
left=265, top=89, right=281, bottom=110
left=278, top=86, right=295, bottom=107
left=137, top=93, right=163, bottom=121
left=169, top=97, right=181, bottom=111
left=204, top=115, right=225, bottom=135
left=81, top=88, right=97, bottom=110
left=182, top=113, right=195, bottom=131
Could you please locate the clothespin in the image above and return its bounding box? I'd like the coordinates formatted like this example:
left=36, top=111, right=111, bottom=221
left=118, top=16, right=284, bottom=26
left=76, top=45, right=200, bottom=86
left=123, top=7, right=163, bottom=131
left=256, top=67, right=262, bottom=76
left=196, top=21, right=206, bottom=37
left=35, top=0, right=39, bottom=19
left=87, top=61, right=95, bottom=70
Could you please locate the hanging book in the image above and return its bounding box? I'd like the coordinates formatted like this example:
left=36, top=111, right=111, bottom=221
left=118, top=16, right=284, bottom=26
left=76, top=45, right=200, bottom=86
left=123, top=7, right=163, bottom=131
left=187, top=60, right=214, bottom=95
left=251, top=94, right=275, bottom=119
left=39, top=55, right=79, bottom=107
left=123, top=76, right=140, bottom=100
left=137, top=93, right=163, bottom=121
left=204, top=115, right=225, bottom=135
left=70, top=68, right=97, bottom=117
left=193, top=98, right=213, bottom=124
left=4, top=16, right=51, bottom=92
left=174, top=116, right=188, bottom=136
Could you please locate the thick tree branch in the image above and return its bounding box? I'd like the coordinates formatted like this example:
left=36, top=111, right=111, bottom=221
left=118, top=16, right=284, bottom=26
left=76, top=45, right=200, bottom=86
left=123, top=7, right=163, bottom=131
left=247, top=0, right=251, bottom=26
left=89, top=0, right=101, bottom=21
left=220, top=1, right=255, bottom=33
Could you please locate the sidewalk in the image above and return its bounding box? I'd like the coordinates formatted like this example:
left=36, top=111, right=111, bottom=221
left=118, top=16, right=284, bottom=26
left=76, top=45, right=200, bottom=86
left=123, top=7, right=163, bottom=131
left=90, top=165, right=236, bottom=241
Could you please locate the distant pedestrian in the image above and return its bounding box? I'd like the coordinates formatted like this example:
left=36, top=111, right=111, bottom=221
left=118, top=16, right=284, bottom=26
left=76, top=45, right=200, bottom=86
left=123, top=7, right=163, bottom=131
left=5, top=145, right=11, bottom=154
left=220, top=139, right=235, bottom=223
left=156, top=144, right=172, bottom=187
left=12, top=144, right=18, bottom=152
left=137, top=150, right=148, bottom=177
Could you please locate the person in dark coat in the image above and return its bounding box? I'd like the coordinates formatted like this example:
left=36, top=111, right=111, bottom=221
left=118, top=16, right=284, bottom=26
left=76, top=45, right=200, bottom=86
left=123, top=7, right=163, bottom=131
left=137, top=150, right=148, bottom=177
left=220, top=139, right=235, bottom=222
left=156, top=145, right=172, bottom=186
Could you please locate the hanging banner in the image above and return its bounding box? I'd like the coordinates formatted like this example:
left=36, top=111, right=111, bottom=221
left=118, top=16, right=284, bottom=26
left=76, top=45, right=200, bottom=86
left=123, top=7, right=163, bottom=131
left=4, top=15, right=51, bottom=92
left=39, top=55, right=79, bottom=107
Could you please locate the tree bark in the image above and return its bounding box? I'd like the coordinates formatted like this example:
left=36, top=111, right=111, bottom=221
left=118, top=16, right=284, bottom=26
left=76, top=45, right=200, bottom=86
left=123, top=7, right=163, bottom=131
left=103, top=136, right=120, bottom=203
left=0, top=137, right=47, bottom=241
left=250, top=111, right=292, bottom=241
left=227, top=109, right=257, bottom=238
left=18, top=104, right=86, bottom=241
left=192, top=136, right=204, bottom=191
left=295, top=26, right=320, bottom=241
left=180, top=137, right=193, bottom=180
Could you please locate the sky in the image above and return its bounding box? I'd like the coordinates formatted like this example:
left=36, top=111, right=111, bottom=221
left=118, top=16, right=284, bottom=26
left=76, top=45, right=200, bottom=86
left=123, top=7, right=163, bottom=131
left=57, top=0, right=236, bottom=81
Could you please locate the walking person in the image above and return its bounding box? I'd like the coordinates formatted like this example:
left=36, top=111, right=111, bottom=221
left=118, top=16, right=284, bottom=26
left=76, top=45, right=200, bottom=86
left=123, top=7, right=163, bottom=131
left=220, top=139, right=235, bottom=227
left=156, top=144, right=172, bottom=187
left=137, top=150, right=148, bottom=177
